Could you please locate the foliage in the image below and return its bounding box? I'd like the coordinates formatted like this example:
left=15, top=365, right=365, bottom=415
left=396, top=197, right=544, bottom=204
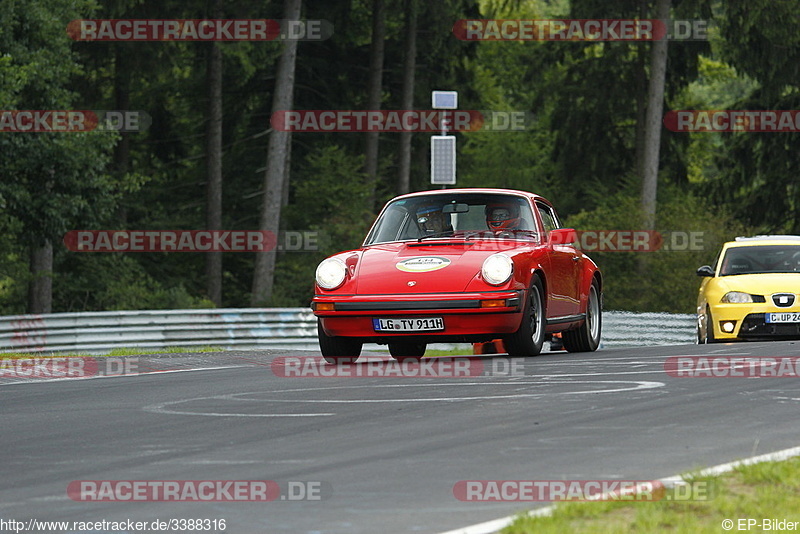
left=565, top=187, right=749, bottom=313
left=270, top=144, right=373, bottom=307
left=0, top=0, right=794, bottom=314
left=55, top=254, right=214, bottom=311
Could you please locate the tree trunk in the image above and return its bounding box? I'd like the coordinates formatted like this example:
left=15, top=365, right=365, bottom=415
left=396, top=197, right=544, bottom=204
left=114, top=45, right=131, bottom=226
left=28, top=241, right=53, bottom=314
left=205, top=0, right=224, bottom=307
left=397, top=0, right=418, bottom=195
left=633, top=0, right=648, bottom=182
left=640, top=0, right=671, bottom=230
left=250, top=0, right=301, bottom=306
left=364, top=0, right=385, bottom=209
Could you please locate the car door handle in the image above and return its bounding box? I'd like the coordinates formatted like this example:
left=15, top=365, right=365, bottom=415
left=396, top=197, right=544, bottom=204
left=571, top=256, right=580, bottom=262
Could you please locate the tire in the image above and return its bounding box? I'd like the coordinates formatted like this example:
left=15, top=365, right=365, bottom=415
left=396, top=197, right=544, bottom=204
left=318, top=320, right=362, bottom=364
left=703, top=307, right=716, bottom=344
left=504, top=275, right=546, bottom=357
left=696, top=315, right=704, bottom=344
left=562, top=279, right=601, bottom=353
left=388, top=342, right=426, bottom=362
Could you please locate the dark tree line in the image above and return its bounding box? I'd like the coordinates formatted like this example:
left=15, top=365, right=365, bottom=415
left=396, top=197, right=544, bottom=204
left=1, top=0, right=797, bottom=314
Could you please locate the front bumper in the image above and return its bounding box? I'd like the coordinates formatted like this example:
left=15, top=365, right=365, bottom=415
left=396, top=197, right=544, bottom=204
left=313, top=290, right=524, bottom=342
left=709, top=303, right=800, bottom=340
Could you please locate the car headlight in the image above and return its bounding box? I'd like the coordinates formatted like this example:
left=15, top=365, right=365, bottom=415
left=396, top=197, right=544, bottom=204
left=316, top=258, right=347, bottom=290
left=482, top=253, right=513, bottom=285
left=720, top=291, right=754, bottom=303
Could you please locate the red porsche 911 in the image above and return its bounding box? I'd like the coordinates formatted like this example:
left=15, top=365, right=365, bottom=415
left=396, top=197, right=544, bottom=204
left=312, top=188, right=602, bottom=363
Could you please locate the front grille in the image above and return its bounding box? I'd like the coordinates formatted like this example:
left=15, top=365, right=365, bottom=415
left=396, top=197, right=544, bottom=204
left=772, top=293, right=796, bottom=307
left=739, top=313, right=800, bottom=338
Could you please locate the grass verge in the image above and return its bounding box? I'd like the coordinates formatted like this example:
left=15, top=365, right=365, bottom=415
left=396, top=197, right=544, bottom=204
left=0, top=346, right=222, bottom=359
left=501, top=456, right=800, bottom=533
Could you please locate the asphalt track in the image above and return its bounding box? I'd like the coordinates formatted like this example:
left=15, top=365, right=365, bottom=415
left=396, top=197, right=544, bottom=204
left=2, top=341, right=800, bottom=534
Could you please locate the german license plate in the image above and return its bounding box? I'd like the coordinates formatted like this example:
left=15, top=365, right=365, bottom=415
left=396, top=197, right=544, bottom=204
left=372, top=317, right=444, bottom=332
left=765, top=312, right=800, bottom=323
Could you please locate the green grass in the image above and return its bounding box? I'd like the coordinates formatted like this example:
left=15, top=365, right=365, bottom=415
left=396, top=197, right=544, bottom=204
left=102, top=346, right=221, bottom=357
left=501, top=457, right=800, bottom=533
left=0, top=346, right=221, bottom=359
left=424, top=348, right=474, bottom=357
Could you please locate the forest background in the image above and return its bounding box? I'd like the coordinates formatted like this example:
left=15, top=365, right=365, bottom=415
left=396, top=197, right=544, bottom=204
left=1, top=0, right=797, bottom=315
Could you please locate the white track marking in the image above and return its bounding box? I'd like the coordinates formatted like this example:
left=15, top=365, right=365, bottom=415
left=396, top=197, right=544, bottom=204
left=259, top=379, right=663, bottom=395
left=142, top=380, right=663, bottom=417
left=221, top=380, right=664, bottom=403
left=0, top=365, right=248, bottom=386
left=143, top=395, right=335, bottom=417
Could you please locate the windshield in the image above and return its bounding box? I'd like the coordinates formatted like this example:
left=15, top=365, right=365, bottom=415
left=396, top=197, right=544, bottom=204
left=719, top=245, right=800, bottom=275
left=364, top=193, right=539, bottom=245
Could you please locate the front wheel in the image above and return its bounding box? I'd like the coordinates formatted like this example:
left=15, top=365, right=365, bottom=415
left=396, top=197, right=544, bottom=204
left=318, top=320, right=362, bottom=364
left=702, top=307, right=716, bottom=344
left=504, top=275, right=546, bottom=357
left=562, top=279, right=601, bottom=353
left=389, top=342, right=426, bottom=363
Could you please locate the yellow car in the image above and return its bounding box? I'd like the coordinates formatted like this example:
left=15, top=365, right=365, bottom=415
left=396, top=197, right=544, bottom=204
left=696, top=236, right=800, bottom=343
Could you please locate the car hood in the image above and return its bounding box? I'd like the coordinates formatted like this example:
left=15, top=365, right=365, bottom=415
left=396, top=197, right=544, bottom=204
left=353, top=241, right=524, bottom=294
left=715, top=273, right=800, bottom=295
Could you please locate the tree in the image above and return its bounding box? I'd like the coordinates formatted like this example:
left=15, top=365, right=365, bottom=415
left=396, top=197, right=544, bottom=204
left=639, top=0, right=671, bottom=230
left=710, top=0, right=800, bottom=233
left=396, top=0, right=418, bottom=195
left=205, top=0, right=224, bottom=306
left=251, top=0, right=302, bottom=306
left=364, top=0, right=386, bottom=209
left=0, top=0, right=128, bottom=313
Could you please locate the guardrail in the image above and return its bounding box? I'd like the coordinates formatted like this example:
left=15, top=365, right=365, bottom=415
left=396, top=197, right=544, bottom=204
left=0, top=309, right=319, bottom=354
left=0, top=308, right=696, bottom=354
left=600, top=311, right=696, bottom=348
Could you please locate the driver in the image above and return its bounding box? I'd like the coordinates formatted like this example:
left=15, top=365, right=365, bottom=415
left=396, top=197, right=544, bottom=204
left=485, top=201, right=522, bottom=231
left=416, top=204, right=451, bottom=235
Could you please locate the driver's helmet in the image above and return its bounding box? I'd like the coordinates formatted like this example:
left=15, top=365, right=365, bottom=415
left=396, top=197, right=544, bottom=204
left=416, top=203, right=448, bottom=234
left=485, top=201, right=521, bottom=231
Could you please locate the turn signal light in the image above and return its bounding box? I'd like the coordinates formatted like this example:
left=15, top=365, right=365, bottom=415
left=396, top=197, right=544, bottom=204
left=480, top=299, right=506, bottom=308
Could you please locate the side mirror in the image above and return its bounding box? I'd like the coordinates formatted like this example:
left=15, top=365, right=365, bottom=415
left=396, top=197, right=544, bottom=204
left=549, top=228, right=577, bottom=246
left=696, top=265, right=715, bottom=277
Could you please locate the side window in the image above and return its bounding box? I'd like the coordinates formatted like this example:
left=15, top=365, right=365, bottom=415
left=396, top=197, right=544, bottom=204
left=536, top=202, right=560, bottom=233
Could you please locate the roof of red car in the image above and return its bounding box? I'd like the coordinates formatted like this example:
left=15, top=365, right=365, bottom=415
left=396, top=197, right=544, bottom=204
left=393, top=188, right=548, bottom=203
